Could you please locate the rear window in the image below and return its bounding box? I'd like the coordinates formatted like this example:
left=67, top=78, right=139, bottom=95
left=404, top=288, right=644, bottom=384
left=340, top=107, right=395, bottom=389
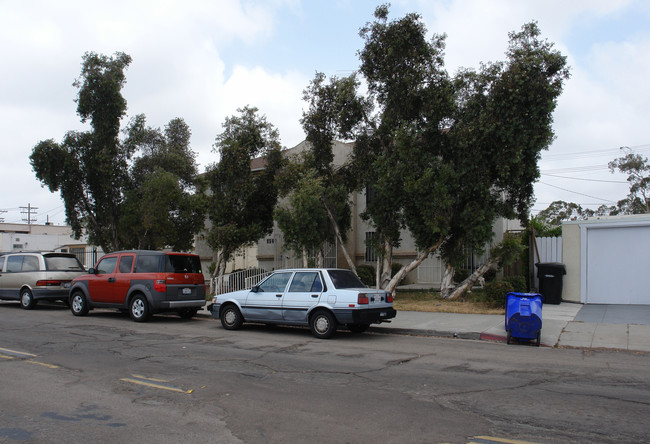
left=164, top=254, right=202, bottom=274
left=327, top=270, right=366, bottom=289
left=44, top=255, right=84, bottom=271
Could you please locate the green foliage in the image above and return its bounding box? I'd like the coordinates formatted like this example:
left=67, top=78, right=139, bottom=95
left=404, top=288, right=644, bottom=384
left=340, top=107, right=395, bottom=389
left=30, top=52, right=204, bottom=252
left=482, top=280, right=514, bottom=308
left=351, top=7, right=569, bottom=290
left=391, top=262, right=403, bottom=277
left=356, top=264, right=376, bottom=287
left=503, top=275, right=527, bottom=292
left=454, top=268, right=470, bottom=283
left=275, top=171, right=331, bottom=257
left=608, top=152, right=650, bottom=213
left=206, top=107, right=282, bottom=269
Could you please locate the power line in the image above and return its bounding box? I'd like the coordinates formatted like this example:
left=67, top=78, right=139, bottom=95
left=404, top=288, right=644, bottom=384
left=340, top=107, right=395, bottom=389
left=542, top=173, right=627, bottom=183
left=537, top=181, right=617, bottom=203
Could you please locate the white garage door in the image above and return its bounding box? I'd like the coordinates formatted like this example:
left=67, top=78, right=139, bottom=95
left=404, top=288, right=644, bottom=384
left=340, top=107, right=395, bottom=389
left=586, top=226, right=650, bottom=304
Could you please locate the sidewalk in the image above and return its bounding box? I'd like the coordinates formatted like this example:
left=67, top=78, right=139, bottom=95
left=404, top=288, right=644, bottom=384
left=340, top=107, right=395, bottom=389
left=201, top=303, right=650, bottom=352
left=368, top=303, right=650, bottom=352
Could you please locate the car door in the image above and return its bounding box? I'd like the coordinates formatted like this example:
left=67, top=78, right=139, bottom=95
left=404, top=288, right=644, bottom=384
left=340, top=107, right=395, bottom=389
left=243, top=271, right=292, bottom=322
left=112, top=254, right=134, bottom=303
left=2, top=255, right=28, bottom=299
left=88, top=256, right=118, bottom=303
left=282, top=271, right=324, bottom=323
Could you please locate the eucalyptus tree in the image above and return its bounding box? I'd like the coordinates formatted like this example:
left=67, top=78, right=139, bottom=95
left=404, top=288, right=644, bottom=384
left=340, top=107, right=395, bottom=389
left=354, top=6, right=569, bottom=294
left=30, top=52, right=133, bottom=251
left=609, top=152, right=650, bottom=213
left=290, top=72, right=370, bottom=273
left=118, top=116, right=205, bottom=251
left=30, top=52, right=205, bottom=252
left=205, top=106, right=283, bottom=278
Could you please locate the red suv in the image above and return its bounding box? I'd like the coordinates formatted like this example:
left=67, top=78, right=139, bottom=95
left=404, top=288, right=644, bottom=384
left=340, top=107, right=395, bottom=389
left=69, top=250, right=206, bottom=322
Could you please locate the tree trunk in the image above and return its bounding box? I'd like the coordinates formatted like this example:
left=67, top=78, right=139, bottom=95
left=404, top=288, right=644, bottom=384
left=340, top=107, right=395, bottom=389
left=375, top=257, right=381, bottom=289
left=444, top=259, right=498, bottom=299
left=440, top=264, right=455, bottom=299
left=324, top=204, right=356, bottom=274
left=385, top=240, right=443, bottom=295
left=380, top=239, right=392, bottom=289
left=302, top=247, right=308, bottom=267
left=316, top=249, right=324, bottom=268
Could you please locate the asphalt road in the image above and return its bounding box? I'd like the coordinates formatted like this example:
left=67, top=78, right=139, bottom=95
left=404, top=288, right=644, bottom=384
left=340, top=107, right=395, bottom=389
left=1, top=302, right=649, bottom=444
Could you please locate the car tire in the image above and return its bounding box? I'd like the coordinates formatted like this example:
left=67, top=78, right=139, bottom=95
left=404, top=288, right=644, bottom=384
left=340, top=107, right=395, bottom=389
left=129, top=295, right=150, bottom=322
left=220, top=304, right=243, bottom=330
left=347, top=323, right=370, bottom=333
left=309, top=310, right=337, bottom=339
left=20, top=289, right=37, bottom=310
left=178, top=308, right=198, bottom=319
left=70, top=292, right=89, bottom=316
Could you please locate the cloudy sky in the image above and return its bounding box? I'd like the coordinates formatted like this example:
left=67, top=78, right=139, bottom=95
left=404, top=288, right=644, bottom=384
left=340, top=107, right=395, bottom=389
left=2, top=0, right=649, bottom=225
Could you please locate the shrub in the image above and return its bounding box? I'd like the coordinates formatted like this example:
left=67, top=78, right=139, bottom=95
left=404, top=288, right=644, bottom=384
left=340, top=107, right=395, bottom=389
left=391, top=262, right=403, bottom=277
left=454, top=268, right=470, bottom=283
left=503, top=275, right=527, bottom=292
left=482, top=280, right=514, bottom=308
left=356, top=264, right=376, bottom=286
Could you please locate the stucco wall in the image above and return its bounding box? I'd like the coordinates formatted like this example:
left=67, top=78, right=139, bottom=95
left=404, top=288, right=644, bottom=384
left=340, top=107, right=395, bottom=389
left=561, top=223, right=581, bottom=303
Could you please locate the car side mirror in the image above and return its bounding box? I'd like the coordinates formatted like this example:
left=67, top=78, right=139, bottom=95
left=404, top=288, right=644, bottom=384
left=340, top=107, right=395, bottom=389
left=87, top=268, right=96, bottom=274
left=251, top=285, right=259, bottom=293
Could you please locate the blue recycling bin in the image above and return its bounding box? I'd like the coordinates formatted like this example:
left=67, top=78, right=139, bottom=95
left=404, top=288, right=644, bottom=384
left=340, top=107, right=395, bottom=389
left=505, top=292, right=543, bottom=346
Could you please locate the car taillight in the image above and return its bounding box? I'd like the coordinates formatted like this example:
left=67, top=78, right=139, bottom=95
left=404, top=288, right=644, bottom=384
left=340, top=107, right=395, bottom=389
left=154, top=279, right=167, bottom=292
left=387, top=294, right=394, bottom=303
left=357, top=294, right=369, bottom=305
left=36, top=280, right=63, bottom=287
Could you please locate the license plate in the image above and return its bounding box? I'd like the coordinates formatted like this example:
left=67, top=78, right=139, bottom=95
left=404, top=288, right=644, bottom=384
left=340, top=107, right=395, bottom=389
left=380, top=312, right=387, bottom=317
left=182, top=288, right=192, bottom=295
left=63, top=282, right=71, bottom=289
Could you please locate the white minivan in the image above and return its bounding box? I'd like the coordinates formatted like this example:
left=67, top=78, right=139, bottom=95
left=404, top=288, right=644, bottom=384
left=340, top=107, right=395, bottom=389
left=0, top=252, right=85, bottom=309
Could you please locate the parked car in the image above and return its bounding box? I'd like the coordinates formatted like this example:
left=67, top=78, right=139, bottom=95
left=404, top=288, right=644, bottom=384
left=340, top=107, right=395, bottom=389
left=208, top=268, right=397, bottom=339
left=0, top=251, right=86, bottom=309
left=69, top=250, right=206, bottom=322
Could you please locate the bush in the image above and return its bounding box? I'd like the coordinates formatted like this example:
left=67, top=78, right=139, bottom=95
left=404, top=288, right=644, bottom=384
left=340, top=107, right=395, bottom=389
left=454, top=268, right=470, bottom=283
left=503, top=275, right=527, bottom=292
left=391, top=262, right=403, bottom=277
left=482, top=280, right=514, bottom=308
left=356, top=264, right=376, bottom=287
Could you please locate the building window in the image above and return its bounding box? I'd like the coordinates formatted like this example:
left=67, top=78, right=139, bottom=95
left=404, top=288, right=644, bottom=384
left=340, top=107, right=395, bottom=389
left=365, top=185, right=376, bottom=206
left=365, top=232, right=377, bottom=262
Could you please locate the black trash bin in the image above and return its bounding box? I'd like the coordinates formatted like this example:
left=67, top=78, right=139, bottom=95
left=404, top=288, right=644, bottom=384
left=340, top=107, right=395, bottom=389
left=535, top=262, right=566, bottom=304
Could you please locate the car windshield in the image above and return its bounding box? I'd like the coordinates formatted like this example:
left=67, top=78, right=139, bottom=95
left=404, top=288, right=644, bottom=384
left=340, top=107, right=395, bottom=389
left=44, top=255, right=85, bottom=271
left=165, top=255, right=202, bottom=274
left=327, top=270, right=366, bottom=289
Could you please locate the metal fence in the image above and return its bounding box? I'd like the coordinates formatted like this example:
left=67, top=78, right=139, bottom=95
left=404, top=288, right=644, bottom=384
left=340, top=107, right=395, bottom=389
left=212, top=268, right=271, bottom=295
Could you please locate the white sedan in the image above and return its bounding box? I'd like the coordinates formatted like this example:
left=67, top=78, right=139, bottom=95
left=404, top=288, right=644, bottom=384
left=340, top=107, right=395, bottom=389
left=208, top=268, right=397, bottom=339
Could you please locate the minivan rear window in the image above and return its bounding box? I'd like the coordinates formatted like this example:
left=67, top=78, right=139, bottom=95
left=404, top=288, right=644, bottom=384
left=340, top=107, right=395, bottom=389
left=164, top=255, right=202, bottom=274
left=44, top=255, right=84, bottom=271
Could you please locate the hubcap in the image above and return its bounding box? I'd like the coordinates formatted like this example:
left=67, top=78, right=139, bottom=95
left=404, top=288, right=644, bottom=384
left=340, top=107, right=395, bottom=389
left=72, top=295, right=83, bottom=312
left=132, top=299, right=145, bottom=318
left=315, top=315, right=329, bottom=334
left=224, top=310, right=236, bottom=325
left=21, top=292, right=30, bottom=306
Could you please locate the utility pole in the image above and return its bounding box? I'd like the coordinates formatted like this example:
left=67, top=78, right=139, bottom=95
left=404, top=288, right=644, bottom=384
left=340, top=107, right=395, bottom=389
left=20, top=204, right=38, bottom=227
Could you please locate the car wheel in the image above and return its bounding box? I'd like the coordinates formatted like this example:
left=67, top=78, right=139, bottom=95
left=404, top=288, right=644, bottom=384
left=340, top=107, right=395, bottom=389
left=20, top=289, right=37, bottom=310
left=220, top=304, right=243, bottom=330
left=347, top=323, right=370, bottom=333
left=178, top=308, right=198, bottom=319
left=129, top=295, right=150, bottom=322
left=70, top=292, right=89, bottom=316
left=310, top=310, right=337, bottom=339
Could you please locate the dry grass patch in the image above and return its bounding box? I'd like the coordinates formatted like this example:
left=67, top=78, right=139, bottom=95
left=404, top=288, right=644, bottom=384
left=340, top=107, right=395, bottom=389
left=393, top=290, right=505, bottom=315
